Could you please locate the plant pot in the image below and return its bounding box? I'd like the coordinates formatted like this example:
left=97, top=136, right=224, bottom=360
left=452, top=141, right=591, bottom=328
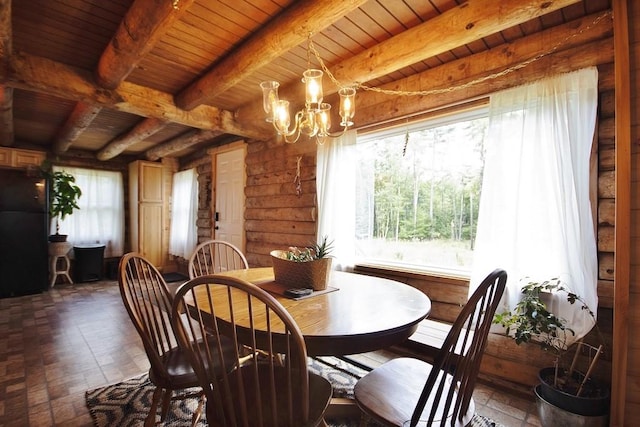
left=48, top=234, right=68, bottom=242
left=535, top=385, right=609, bottom=427
left=48, top=241, right=72, bottom=257
left=270, top=250, right=332, bottom=291
left=537, top=367, right=609, bottom=417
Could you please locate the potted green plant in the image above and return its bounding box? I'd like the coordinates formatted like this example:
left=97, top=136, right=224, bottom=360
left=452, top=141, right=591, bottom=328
left=270, top=236, right=334, bottom=290
left=493, top=278, right=609, bottom=425
left=47, top=170, right=82, bottom=242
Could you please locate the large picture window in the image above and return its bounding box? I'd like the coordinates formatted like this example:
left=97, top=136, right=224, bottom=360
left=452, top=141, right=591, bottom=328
left=352, top=109, right=488, bottom=274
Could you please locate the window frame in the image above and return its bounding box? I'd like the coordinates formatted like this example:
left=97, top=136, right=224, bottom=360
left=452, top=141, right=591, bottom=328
left=351, top=105, right=490, bottom=278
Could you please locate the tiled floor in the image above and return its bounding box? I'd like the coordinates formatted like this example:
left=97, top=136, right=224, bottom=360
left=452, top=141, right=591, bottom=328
left=0, top=280, right=541, bottom=427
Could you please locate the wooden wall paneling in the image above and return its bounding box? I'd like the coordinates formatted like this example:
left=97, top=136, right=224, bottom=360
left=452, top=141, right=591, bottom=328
left=244, top=136, right=317, bottom=267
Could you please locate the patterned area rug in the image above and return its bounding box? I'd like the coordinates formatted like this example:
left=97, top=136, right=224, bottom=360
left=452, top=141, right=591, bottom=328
left=86, top=356, right=503, bottom=426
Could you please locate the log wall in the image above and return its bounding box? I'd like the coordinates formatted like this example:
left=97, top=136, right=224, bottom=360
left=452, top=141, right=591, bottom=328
left=237, top=15, right=617, bottom=394
left=244, top=138, right=319, bottom=267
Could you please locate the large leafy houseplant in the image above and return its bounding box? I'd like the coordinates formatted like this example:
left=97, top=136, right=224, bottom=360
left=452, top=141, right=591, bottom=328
left=47, top=170, right=82, bottom=240
left=493, top=278, right=608, bottom=419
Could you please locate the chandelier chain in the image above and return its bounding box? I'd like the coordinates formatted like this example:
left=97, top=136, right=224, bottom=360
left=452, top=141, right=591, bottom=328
left=308, top=10, right=611, bottom=97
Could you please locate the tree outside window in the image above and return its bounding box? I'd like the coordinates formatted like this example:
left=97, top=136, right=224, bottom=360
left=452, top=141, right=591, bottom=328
left=353, top=109, right=488, bottom=273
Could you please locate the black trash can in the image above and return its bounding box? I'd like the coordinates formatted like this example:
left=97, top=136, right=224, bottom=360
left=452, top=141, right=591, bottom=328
left=73, top=244, right=106, bottom=282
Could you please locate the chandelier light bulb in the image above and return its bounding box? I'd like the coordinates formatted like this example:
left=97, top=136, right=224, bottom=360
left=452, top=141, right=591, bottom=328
left=274, top=100, right=291, bottom=134
left=259, top=81, right=280, bottom=122
left=317, top=103, right=331, bottom=136
left=339, top=87, right=356, bottom=126
left=303, top=69, right=323, bottom=107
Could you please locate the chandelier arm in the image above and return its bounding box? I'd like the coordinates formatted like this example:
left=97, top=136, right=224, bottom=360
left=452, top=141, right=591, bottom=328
left=283, top=131, right=302, bottom=144
left=274, top=110, right=302, bottom=138
left=281, top=112, right=305, bottom=143
left=320, top=125, right=350, bottom=140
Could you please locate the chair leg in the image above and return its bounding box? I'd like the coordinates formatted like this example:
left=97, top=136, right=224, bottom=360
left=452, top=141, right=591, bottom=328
left=191, top=392, right=206, bottom=426
left=145, top=386, right=163, bottom=427
left=160, top=389, right=173, bottom=421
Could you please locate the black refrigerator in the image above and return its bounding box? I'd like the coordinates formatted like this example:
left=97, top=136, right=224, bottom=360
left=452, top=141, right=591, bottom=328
left=0, top=168, right=49, bottom=298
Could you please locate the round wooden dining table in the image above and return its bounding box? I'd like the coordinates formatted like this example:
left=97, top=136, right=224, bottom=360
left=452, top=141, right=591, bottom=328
left=214, top=267, right=432, bottom=356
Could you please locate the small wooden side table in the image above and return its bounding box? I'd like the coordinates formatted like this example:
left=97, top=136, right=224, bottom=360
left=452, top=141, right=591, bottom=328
left=49, top=241, right=73, bottom=287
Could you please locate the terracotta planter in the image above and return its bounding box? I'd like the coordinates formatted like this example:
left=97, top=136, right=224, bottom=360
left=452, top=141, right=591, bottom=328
left=270, top=250, right=332, bottom=291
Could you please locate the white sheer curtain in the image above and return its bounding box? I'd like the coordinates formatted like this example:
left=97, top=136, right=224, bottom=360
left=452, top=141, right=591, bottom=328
left=53, top=166, right=124, bottom=257
left=470, top=67, right=599, bottom=343
left=316, top=130, right=357, bottom=271
left=169, top=168, right=198, bottom=259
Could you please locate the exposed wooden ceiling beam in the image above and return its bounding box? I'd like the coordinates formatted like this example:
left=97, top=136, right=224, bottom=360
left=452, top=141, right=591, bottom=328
left=95, top=0, right=196, bottom=90
left=1, top=52, right=265, bottom=139
left=235, top=0, right=582, bottom=133
left=332, top=0, right=581, bottom=86
left=174, top=0, right=369, bottom=111
left=0, top=0, right=13, bottom=146
left=52, top=0, right=196, bottom=155
left=354, top=11, right=613, bottom=129
left=97, top=118, right=168, bottom=160
left=145, top=129, right=221, bottom=161
left=52, top=103, right=102, bottom=154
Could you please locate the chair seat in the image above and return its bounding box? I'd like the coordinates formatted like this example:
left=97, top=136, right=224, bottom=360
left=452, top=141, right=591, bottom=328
left=152, top=336, right=238, bottom=390
left=354, top=357, right=475, bottom=427
left=149, top=346, right=199, bottom=388
left=353, top=269, right=505, bottom=427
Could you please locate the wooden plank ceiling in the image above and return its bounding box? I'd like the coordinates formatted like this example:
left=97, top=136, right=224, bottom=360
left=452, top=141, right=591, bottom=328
left=0, top=0, right=611, bottom=163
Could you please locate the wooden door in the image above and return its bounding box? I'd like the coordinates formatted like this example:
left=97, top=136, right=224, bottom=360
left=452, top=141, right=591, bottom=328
left=129, top=160, right=165, bottom=269
left=139, top=203, right=163, bottom=266
left=214, top=147, right=245, bottom=251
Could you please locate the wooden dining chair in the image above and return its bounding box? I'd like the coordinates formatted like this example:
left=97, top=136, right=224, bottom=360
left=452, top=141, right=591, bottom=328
left=171, top=274, right=333, bottom=427
left=118, top=253, right=235, bottom=427
left=353, top=268, right=508, bottom=427
left=188, top=239, right=249, bottom=278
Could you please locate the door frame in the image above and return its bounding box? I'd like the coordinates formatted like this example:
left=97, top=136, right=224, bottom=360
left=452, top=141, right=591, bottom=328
left=209, top=140, right=247, bottom=253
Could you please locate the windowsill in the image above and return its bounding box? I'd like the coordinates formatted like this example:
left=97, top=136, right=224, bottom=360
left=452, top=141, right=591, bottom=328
left=353, top=262, right=470, bottom=282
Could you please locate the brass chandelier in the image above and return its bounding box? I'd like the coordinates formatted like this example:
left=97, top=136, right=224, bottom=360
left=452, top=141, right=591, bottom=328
left=260, top=38, right=355, bottom=144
